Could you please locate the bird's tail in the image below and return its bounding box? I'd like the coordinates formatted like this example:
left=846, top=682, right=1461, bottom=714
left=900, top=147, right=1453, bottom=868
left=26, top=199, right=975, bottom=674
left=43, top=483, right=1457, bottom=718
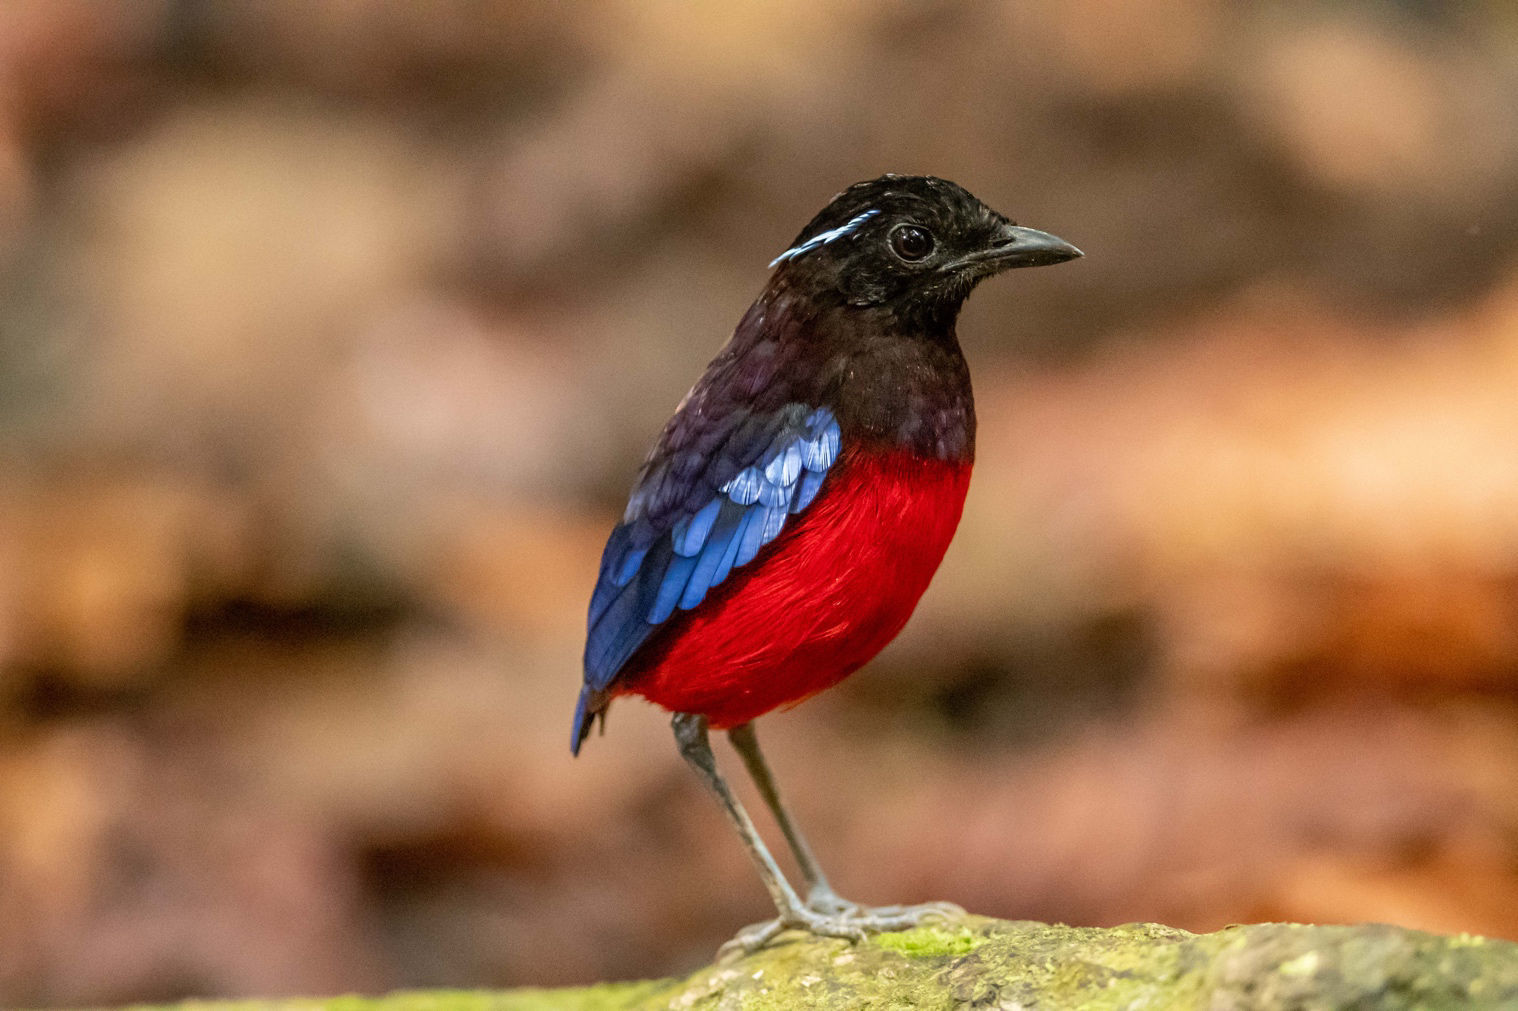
left=570, top=687, right=606, bottom=756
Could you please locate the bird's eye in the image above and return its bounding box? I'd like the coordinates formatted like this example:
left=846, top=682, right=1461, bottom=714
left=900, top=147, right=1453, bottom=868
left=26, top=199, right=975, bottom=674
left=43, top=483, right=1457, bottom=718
left=889, top=224, right=934, bottom=261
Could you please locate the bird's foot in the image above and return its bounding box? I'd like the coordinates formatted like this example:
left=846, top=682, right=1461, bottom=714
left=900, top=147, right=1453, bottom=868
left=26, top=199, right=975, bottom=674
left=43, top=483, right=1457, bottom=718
left=721, top=899, right=966, bottom=956
left=844, top=899, right=967, bottom=922
left=801, top=885, right=858, bottom=917
left=804, top=886, right=964, bottom=922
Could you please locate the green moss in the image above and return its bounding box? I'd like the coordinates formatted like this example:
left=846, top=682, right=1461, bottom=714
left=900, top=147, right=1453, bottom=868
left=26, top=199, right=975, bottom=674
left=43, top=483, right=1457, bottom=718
left=871, top=924, right=984, bottom=957
left=111, top=917, right=1518, bottom=1011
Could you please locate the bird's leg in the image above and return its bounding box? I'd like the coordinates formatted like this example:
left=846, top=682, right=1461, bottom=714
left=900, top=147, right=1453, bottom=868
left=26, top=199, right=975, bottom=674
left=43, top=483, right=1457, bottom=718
left=726, top=720, right=965, bottom=928
left=673, top=713, right=807, bottom=922
left=674, top=712, right=830, bottom=948
left=677, top=713, right=944, bottom=952
left=674, top=714, right=962, bottom=952
left=727, top=721, right=852, bottom=915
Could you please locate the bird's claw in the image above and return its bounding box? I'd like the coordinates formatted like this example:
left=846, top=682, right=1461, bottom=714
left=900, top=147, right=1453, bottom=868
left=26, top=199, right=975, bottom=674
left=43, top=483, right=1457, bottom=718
left=720, top=899, right=966, bottom=956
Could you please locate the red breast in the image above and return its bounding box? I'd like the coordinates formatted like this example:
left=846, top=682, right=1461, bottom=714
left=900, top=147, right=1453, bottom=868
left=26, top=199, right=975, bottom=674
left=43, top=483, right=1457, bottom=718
left=618, top=448, right=972, bottom=727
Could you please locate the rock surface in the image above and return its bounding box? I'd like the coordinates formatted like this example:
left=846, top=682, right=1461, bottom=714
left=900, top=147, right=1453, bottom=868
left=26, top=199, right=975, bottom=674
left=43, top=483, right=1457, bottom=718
left=130, top=916, right=1518, bottom=1010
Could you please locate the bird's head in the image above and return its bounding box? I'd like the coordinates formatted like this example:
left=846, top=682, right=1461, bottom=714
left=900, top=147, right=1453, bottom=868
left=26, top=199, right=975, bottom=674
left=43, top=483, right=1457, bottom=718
left=768, top=174, right=1081, bottom=328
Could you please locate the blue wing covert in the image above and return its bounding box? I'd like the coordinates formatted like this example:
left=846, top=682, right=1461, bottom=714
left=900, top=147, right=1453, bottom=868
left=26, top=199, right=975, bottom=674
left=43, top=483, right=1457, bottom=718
left=574, top=403, right=840, bottom=750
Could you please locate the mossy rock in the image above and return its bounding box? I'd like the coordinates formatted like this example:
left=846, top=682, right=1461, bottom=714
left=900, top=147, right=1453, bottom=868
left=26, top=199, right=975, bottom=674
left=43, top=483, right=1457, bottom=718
left=124, top=916, right=1518, bottom=1011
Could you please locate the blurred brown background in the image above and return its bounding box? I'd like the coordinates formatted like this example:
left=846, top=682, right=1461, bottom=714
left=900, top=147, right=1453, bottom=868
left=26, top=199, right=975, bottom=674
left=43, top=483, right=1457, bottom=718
left=2, top=0, right=1517, bottom=1005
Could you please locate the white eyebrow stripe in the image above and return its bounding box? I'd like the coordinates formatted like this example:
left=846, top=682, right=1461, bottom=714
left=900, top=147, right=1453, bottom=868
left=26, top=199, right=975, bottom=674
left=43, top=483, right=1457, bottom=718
left=769, top=209, right=881, bottom=268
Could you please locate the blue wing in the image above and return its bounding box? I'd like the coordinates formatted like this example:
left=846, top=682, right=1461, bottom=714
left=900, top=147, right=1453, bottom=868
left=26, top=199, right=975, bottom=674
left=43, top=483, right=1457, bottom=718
left=573, top=403, right=841, bottom=752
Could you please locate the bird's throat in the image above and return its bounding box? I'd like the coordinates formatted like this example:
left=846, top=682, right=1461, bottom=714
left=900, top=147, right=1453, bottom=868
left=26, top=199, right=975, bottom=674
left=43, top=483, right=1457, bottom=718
left=825, top=322, right=976, bottom=464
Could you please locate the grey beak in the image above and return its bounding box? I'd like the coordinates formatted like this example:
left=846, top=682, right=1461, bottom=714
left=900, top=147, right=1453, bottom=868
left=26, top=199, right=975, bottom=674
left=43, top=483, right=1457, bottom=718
left=981, top=223, right=1084, bottom=269
left=945, top=223, right=1084, bottom=275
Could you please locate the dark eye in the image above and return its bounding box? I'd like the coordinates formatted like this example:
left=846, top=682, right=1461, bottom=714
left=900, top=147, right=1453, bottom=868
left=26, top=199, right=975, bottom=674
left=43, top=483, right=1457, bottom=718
left=889, top=224, right=934, bottom=261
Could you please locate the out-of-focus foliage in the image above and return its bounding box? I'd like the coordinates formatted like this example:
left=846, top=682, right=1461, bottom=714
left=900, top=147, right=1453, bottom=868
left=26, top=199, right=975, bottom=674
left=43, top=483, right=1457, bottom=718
left=0, top=0, right=1516, bottom=1006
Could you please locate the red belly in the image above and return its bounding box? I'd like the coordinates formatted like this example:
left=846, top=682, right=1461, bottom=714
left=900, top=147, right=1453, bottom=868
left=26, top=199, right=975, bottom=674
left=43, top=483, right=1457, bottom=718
left=618, top=449, right=972, bottom=728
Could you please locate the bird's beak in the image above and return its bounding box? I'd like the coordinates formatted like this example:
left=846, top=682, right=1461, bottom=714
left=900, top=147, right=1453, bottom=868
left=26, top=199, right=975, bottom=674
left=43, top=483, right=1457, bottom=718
left=948, top=223, right=1084, bottom=273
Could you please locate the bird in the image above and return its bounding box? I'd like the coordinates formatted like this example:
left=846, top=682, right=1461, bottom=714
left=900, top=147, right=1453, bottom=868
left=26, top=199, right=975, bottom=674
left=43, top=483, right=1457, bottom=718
left=572, top=174, right=1081, bottom=948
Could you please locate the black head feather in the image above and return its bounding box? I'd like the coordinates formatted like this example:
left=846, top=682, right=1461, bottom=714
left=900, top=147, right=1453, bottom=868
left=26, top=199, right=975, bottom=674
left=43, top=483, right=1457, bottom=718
left=768, top=175, right=1080, bottom=324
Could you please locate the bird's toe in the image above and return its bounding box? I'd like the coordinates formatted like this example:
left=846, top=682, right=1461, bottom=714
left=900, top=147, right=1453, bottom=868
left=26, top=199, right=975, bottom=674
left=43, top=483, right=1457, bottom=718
left=719, top=899, right=966, bottom=956
left=856, top=899, right=966, bottom=923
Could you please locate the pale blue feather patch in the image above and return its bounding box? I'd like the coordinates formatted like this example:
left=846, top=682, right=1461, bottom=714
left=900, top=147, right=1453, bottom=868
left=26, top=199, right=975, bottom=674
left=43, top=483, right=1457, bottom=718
left=724, top=467, right=765, bottom=505
left=769, top=209, right=880, bottom=268
left=764, top=443, right=803, bottom=487
left=799, top=408, right=841, bottom=471
left=757, top=476, right=791, bottom=508
left=801, top=421, right=840, bottom=470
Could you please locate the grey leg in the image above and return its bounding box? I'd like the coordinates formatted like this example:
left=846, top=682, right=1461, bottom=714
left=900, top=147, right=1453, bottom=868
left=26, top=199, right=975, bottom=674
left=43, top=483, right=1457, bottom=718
left=673, top=712, right=806, bottom=924
left=727, top=722, right=851, bottom=914
left=674, top=713, right=963, bottom=952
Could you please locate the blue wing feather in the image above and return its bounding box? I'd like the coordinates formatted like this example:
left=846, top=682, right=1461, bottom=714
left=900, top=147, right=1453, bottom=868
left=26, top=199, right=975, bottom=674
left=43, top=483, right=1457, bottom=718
left=583, top=546, right=664, bottom=685
left=732, top=503, right=772, bottom=567
left=707, top=505, right=748, bottom=588
left=671, top=498, right=722, bottom=557
left=648, top=553, right=700, bottom=624
left=680, top=499, right=747, bottom=610
left=725, top=466, right=764, bottom=505
left=792, top=468, right=827, bottom=514
left=580, top=403, right=841, bottom=720
left=764, top=442, right=803, bottom=486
